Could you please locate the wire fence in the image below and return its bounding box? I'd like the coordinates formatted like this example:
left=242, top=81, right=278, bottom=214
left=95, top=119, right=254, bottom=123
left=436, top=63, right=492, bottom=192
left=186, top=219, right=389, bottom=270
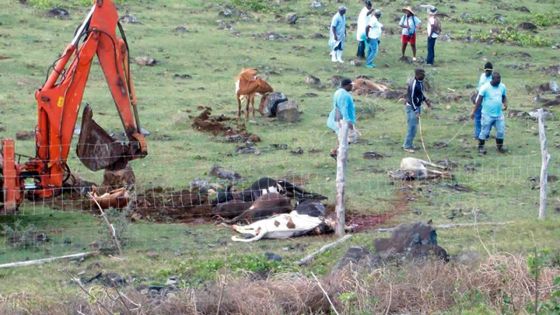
left=0, top=138, right=555, bottom=265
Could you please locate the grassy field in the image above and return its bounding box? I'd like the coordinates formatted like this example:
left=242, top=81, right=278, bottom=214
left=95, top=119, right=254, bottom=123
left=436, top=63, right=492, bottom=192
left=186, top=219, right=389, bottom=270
left=0, top=0, right=559, bottom=312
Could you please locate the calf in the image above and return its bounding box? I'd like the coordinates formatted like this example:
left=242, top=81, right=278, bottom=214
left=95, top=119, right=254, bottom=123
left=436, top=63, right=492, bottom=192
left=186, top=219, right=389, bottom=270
left=399, top=157, right=451, bottom=180
left=235, top=68, right=274, bottom=119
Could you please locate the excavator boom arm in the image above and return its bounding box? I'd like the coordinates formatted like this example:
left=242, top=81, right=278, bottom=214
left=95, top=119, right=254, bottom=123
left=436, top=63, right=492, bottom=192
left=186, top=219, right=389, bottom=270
left=1, top=0, right=147, bottom=212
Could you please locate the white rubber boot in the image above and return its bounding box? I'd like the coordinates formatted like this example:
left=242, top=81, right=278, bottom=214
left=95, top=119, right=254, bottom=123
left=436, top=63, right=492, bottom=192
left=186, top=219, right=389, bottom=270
left=336, top=50, right=344, bottom=63
left=331, top=51, right=337, bottom=62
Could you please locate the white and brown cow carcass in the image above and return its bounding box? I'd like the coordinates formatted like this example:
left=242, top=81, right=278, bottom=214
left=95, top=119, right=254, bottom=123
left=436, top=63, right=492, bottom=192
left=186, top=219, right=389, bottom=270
left=230, top=200, right=335, bottom=242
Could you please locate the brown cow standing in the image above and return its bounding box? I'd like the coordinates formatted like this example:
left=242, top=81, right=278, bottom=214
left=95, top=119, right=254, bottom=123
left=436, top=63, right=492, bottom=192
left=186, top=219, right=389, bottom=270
left=235, top=68, right=274, bottom=119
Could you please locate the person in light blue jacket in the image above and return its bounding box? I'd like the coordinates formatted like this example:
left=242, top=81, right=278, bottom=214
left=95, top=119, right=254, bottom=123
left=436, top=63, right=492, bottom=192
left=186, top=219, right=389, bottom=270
left=327, top=78, right=356, bottom=159
left=471, top=62, right=493, bottom=139
left=329, top=6, right=347, bottom=63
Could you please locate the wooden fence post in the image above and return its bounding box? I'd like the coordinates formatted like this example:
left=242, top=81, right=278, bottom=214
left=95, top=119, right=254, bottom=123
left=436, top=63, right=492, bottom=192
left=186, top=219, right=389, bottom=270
left=335, top=121, right=349, bottom=236
left=536, top=108, right=550, bottom=219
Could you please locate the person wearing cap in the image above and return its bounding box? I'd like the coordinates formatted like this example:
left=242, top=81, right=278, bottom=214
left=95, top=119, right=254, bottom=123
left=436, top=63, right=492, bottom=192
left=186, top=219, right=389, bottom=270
left=329, top=6, right=347, bottom=63
left=399, top=6, right=421, bottom=61
left=426, top=7, right=441, bottom=65
left=356, top=1, right=373, bottom=59
left=471, top=71, right=507, bottom=154
left=471, top=62, right=493, bottom=139
left=365, top=9, right=383, bottom=68
left=403, top=68, right=432, bottom=153
left=327, top=78, right=356, bottom=159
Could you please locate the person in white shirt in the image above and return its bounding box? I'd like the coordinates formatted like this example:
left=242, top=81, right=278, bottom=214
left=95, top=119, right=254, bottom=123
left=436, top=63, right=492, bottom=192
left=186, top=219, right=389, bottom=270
left=426, top=7, right=441, bottom=65
left=365, top=10, right=383, bottom=68
left=355, top=0, right=372, bottom=59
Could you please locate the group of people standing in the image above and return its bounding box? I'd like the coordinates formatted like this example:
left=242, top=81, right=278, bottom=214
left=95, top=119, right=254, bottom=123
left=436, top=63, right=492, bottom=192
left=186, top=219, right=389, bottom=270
left=329, top=2, right=382, bottom=68
left=327, top=63, right=508, bottom=158
left=329, top=2, right=442, bottom=66
left=327, top=2, right=507, bottom=158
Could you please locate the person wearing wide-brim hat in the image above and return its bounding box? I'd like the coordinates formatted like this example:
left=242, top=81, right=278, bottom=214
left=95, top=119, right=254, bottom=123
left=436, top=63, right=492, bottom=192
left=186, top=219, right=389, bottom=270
left=399, top=6, right=421, bottom=61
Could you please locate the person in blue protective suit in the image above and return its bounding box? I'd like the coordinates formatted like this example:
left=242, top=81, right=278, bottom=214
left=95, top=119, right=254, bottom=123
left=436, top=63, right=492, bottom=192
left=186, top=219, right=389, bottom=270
left=329, top=6, right=347, bottom=63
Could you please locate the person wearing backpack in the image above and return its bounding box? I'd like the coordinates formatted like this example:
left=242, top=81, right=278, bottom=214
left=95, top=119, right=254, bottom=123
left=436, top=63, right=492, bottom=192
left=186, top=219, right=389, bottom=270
left=426, top=7, right=441, bottom=65
left=399, top=6, right=421, bottom=62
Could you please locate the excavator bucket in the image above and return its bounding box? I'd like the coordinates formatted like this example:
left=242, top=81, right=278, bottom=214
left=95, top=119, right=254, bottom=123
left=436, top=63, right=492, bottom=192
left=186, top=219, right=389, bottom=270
left=77, top=105, right=129, bottom=171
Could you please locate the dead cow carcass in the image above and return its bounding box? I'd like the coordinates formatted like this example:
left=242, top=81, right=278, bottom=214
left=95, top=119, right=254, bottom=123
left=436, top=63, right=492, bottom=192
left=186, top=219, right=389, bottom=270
left=231, top=210, right=333, bottom=242
left=222, top=192, right=292, bottom=224
left=390, top=157, right=451, bottom=180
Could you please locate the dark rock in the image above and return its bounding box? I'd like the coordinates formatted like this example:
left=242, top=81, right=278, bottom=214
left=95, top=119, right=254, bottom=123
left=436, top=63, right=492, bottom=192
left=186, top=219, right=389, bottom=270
left=15, top=130, right=34, bottom=140
left=304, top=75, right=321, bottom=87
left=265, top=252, right=282, bottom=261
left=102, top=272, right=126, bottom=287
left=47, top=7, right=69, bottom=19
left=514, top=6, right=531, bottom=13
left=290, top=147, right=304, bottom=155
left=444, top=183, right=473, bottom=192
left=174, top=25, right=189, bottom=33
left=374, top=222, right=449, bottom=262
left=310, top=33, right=326, bottom=39
left=436, top=159, right=458, bottom=169
left=363, top=151, right=384, bottom=160
left=330, top=75, right=344, bottom=88
left=286, top=13, right=298, bottom=24
left=173, top=73, right=192, bottom=79
left=210, top=165, right=242, bottom=181
left=507, top=110, right=530, bottom=119
left=270, top=143, right=288, bottom=150
left=119, top=14, right=141, bottom=24
left=433, top=141, right=448, bottom=149
left=518, top=22, right=537, bottom=31
left=236, top=142, right=260, bottom=155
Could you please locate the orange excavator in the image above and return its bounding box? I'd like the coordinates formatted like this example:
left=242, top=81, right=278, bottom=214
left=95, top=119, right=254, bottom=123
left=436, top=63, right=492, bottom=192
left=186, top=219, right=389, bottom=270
left=0, top=0, right=147, bottom=213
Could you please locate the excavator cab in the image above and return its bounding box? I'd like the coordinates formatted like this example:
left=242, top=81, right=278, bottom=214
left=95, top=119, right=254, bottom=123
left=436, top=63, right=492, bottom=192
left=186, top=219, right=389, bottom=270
left=1, top=0, right=147, bottom=213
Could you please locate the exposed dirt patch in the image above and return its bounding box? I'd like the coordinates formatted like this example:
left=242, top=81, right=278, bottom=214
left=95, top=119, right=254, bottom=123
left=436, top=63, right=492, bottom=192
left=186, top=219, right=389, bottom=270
left=15, top=130, right=35, bottom=140
left=347, top=183, right=415, bottom=232
left=191, top=106, right=260, bottom=142
left=133, top=187, right=212, bottom=223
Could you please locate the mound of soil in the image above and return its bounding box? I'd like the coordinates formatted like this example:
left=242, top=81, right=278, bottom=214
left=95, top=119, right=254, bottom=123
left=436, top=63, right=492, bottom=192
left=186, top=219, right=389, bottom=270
left=191, top=106, right=260, bottom=142
left=133, top=187, right=212, bottom=223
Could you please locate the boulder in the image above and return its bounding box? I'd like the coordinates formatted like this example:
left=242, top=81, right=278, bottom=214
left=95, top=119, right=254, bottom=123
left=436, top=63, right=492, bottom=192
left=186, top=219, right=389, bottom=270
left=262, top=92, right=288, bottom=117
left=518, top=22, right=537, bottom=31
left=276, top=100, right=300, bottom=122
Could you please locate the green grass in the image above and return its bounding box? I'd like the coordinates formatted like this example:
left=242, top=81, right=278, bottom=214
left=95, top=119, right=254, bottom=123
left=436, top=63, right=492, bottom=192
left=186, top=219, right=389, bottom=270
left=0, top=0, right=559, bottom=309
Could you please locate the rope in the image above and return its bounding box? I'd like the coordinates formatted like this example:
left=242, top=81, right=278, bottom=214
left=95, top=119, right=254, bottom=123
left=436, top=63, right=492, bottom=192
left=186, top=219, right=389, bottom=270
left=418, top=115, right=432, bottom=163
left=445, top=118, right=470, bottom=146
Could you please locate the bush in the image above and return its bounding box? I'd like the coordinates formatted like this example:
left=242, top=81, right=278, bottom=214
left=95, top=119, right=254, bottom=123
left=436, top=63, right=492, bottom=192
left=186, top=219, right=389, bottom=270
left=1, top=221, right=48, bottom=249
